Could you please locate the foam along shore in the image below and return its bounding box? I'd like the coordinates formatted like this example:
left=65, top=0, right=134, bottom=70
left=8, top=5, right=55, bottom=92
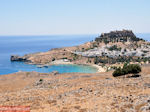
left=36, top=59, right=106, bottom=73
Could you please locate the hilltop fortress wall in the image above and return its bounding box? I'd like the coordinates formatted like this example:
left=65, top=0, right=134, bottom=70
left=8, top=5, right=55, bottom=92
left=95, top=30, right=141, bottom=43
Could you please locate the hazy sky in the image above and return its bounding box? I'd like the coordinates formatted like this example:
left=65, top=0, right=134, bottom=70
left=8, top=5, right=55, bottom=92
left=0, top=0, right=150, bottom=35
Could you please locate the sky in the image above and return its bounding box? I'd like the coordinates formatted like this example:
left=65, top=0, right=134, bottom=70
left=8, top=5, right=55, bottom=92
left=0, top=0, right=150, bottom=35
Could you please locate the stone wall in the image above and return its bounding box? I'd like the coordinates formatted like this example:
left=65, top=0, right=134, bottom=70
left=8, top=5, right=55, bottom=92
left=95, top=30, right=140, bottom=43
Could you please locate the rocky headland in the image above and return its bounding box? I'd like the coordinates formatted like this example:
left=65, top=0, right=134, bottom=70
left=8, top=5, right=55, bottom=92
left=11, top=29, right=150, bottom=71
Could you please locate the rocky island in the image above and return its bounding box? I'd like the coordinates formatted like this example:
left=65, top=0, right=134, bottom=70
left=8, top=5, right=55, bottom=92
left=2, top=29, right=150, bottom=111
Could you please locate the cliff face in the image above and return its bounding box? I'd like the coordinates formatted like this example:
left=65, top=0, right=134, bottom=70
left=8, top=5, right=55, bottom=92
left=95, top=30, right=141, bottom=43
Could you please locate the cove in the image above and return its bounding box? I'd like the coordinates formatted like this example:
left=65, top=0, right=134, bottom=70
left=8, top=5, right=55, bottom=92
left=0, top=62, right=98, bottom=75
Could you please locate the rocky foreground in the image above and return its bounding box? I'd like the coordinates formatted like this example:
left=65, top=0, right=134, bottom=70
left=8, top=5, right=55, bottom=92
left=1, top=65, right=150, bottom=112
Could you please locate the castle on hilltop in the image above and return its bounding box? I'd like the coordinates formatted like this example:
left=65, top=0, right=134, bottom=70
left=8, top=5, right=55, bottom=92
left=95, top=30, right=141, bottom=43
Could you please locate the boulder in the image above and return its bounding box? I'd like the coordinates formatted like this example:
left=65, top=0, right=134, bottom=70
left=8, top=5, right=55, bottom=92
left=51, top=71, right=59, bottom=75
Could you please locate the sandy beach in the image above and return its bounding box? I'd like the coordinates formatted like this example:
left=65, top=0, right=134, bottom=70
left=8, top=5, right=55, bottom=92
left=36, top=59, right=106, bottom=73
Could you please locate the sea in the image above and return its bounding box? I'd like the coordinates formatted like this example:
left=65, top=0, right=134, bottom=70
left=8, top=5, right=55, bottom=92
left=0, top=33, right=150, bottom=75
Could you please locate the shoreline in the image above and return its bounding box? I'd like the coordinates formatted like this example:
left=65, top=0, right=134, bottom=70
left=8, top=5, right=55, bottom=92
left=35, top=59, right=106, bottom=73
left=91, top=64, right=106, bottom=72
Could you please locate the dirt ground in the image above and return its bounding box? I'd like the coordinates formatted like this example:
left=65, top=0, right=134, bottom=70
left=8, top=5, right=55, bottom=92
left=0, top=66, right=150, bottom=112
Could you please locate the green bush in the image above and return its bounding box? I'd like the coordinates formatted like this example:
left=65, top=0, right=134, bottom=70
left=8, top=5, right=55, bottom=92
left=94, top=56, right=99, bottom=64
left=113, top=64, right=141, bottom=77
left=52, top=58, right=55, bottom=61
left=108, top=45, right=121, bottom=51
left=39, top=79, right=43, bottom=82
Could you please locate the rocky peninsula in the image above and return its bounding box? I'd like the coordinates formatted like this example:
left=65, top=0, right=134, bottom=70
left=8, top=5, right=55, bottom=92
left=11, top=29, right=150, bottom=71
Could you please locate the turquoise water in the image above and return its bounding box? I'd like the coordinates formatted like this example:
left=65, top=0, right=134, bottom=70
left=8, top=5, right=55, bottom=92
left=9, top=62, right=97, bottom=74
left=0, top=35, right=98, bottom=75
left=0, top=34, right=149, bottom=75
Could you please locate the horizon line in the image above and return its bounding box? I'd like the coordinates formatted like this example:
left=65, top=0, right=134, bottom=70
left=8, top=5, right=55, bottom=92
left=0, top=32, right=150, bottom=37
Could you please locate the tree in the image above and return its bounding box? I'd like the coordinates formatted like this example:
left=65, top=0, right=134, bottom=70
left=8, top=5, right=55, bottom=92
left=113, top=64, right=141, bottom=77
left=94, top=56, right=99, bottom=64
